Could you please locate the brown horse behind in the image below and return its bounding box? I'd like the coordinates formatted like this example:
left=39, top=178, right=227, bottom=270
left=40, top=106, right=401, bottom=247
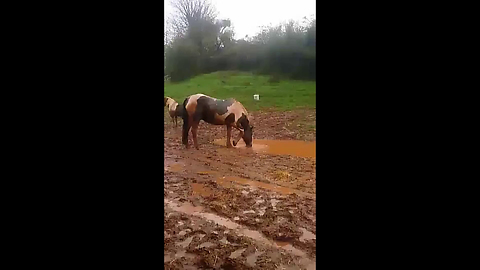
left=164, top=97, right=183, bottom=127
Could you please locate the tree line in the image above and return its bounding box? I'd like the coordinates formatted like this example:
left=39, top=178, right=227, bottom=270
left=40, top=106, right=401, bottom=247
left=164, top=0, right=316, bottom=82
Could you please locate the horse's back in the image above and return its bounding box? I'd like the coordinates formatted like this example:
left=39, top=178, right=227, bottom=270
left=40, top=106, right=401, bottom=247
left=185, top=93, right=248, bottom=125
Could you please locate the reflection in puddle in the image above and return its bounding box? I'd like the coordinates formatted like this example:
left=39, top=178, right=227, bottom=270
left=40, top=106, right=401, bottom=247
left=191, top=183, right=213, bottom=197
left=213, top=139, right=316, bottom=159
left=217, top=176, right=314, bottom=198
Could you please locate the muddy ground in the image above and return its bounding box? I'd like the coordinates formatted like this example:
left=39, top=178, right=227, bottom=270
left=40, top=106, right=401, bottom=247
left=164, top=110, right=316, bottom=269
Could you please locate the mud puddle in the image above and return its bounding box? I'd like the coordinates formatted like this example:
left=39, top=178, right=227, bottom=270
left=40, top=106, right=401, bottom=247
left=217, top=175, right=315, bottom=198
left=213, top=139, right=316, bottom=158
left=191, top=183, right=214, bottom=197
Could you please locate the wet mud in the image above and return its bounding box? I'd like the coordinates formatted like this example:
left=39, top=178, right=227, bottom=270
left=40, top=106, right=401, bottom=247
left=164, top=109, right=316, bottom=269
left=213, top=139, right=316, bottom=159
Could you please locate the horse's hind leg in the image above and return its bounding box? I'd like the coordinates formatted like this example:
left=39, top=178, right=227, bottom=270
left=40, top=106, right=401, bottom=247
left=191, top=121, right=200, bottom=150
left=182, top=116, right=192, bottom=148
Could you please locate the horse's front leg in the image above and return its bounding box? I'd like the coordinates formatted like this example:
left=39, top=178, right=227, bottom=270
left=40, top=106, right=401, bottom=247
left=232, top=127, right=244, bottom=146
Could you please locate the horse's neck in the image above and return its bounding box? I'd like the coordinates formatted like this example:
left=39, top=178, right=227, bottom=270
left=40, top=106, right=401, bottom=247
left=166, top=99, right=175, bottom=108
left=169, top=102, right=177, bottom=110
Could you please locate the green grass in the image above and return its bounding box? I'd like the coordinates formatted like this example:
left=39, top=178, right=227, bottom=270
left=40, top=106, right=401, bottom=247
left=164, top=71, right=316, bottom=111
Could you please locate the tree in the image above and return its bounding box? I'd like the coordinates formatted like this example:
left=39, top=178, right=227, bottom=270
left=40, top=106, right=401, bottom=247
left=167, top=0, right=217, bottom=38
left=164, top=0, right=316, bottom=82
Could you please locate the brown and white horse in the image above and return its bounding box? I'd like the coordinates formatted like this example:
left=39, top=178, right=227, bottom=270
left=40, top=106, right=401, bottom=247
left=164, top=97, right=183, bottom=127
left=182, top=94, right=254, bottom=149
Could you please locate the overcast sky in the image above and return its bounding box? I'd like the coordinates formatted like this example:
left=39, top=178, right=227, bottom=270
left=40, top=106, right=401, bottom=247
left=165, top=0, right=316, bottom=39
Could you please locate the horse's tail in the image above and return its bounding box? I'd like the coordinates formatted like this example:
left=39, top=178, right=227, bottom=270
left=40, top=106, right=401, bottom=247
left=182, top=97, right=190, bottom=145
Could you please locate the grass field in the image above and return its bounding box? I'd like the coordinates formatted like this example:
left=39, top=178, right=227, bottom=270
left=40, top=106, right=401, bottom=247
left=164, top=71, right=316, bottom=111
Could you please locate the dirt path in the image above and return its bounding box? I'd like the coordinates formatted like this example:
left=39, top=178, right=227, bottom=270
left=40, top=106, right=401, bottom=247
left=164, top=110, right=316, bottom=269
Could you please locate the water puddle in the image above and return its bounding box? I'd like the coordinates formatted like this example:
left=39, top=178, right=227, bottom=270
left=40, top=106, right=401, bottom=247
left=197, top=242, right=216, bottom=249
left=229, top=248, right=247, bottom=259
left=191, top=183, right=213, bottom=197
left=299, top=228, right=316, bottom=242
left=280, top=244, right=306, bottom=257
left=201, top=212, right=240, bottom=229
left=178, top=229, right=191, bottom=236
left=217, top=176, right=314, bottom=198
left=219, top=237, right=232, bottom=245
left=213, top=139, right=316, bottom=159
left=196, top=171, right=214, bottom=175
left=176, top=236, right=194, bottom=248
left=246, top=251, right=264, bottom=267
left=174, top=250, right=196, bottom=260
left=165, top=161, right=184, bottom=172
left=168, top=200, right=203, bottom=215
left=274, top=240, right=290, bottom=247
left=238, top=229, right=269, bottom=244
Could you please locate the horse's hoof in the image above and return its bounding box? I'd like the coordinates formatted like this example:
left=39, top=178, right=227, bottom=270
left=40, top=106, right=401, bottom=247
left=232, top=141, right=237, bottom=146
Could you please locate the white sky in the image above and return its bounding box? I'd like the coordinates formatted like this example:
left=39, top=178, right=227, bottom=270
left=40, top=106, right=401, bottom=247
left=165, top=0, right=316, bottom=39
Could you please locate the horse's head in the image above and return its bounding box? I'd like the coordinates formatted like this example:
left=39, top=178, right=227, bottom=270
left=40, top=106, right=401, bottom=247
left=243, top=124, right=254, bottom=147
left=237, top=113, right=253, bottom=147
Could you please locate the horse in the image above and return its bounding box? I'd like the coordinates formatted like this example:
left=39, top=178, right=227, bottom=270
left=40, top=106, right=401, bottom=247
left=164, top=97, right=183, bottom=127
left=181, top=93, right=254, bottom=150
